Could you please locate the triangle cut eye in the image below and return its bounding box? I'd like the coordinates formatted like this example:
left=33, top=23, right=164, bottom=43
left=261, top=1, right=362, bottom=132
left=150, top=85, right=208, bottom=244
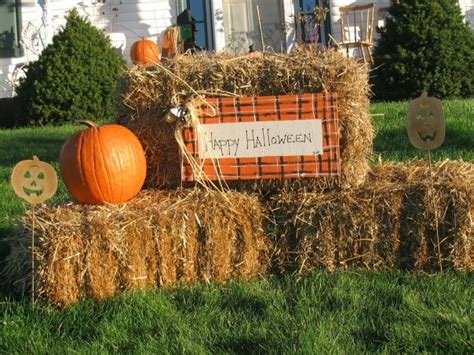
left=24, top=171, right=31, bottom=178
left=37, top=172, right=45, bottom=179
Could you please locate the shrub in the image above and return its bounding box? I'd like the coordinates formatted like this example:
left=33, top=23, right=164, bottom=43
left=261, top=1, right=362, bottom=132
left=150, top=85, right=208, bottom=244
left=0, top=97, right=27, bottom=128
left=372, top=0, right=474, bottom=101
left=16, top=9, right=125, bottom=125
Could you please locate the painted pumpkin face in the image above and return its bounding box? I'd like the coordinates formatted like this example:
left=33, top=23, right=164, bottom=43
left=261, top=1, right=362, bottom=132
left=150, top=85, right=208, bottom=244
left=11, top=156, right=57, bottom=204
left=407, top=92, right=445, bottom=150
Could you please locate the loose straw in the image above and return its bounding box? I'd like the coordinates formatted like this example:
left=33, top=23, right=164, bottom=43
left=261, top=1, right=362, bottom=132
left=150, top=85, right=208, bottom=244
left=256, top=5, right=265, bottom=52
left=174, top=98, right=233, bottom=204
left=31, top=204, right=35, bottom=306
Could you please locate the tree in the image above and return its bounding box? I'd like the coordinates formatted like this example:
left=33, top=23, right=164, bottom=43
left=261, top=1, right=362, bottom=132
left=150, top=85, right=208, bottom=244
left=16, top=8, right=125, bottom=124
left=372, top=0, right=474, bottom=101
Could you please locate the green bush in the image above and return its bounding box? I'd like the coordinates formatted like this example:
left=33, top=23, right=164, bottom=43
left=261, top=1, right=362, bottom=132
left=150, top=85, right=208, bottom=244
left=372, top=0, right=474, bottom=101
left=16, top=8, right=125, bottom=125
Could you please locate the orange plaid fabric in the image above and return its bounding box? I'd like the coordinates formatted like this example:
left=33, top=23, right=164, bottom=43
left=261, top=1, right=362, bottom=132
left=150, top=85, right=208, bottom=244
left=182, top=93, right=340, bottom=181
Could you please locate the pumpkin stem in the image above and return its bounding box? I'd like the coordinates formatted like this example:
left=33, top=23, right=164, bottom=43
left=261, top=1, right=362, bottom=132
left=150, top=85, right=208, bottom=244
left=421, top=91, right=428, bottom=98
left=75, top=120, right=98, bottom=129
left=32, top=155, right=39, bottom=162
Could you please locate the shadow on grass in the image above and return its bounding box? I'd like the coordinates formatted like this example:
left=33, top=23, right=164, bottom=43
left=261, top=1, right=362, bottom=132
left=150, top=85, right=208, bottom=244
left=374, top=125, right=474, bottom=161
left=0, top=136, right=67, bottom=166
left=351, top=327, right=390, bottom=352
left=0, top=225, right=16, bottom=298
left=214, top=334, right=272, bottom=353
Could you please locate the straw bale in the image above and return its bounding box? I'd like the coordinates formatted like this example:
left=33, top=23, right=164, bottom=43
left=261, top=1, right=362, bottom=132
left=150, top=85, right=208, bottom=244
left=3, top=189, right=270, bottom=306
left=270, top=161, right=473, bottom=273
left=120, top=50, right=373, bottom=190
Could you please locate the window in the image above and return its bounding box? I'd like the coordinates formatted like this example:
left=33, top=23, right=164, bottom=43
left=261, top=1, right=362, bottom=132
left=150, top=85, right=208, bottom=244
left=300, top=0, right=317, bottom=12
left=0, top=0, right=22, bottom=58
left=177, top=0, right=212, bottom=50
left=298, top=0, right=331, bottom=45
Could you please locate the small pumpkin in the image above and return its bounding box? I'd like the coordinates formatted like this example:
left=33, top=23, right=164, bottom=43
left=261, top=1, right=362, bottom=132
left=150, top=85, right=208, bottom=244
left=407, top=92, right=445, bottom=150
left=130, top=38, right=160, bottom=65
left=59, top=120, right=147, bottom=204
left=11, top=156, right=57, bottom=204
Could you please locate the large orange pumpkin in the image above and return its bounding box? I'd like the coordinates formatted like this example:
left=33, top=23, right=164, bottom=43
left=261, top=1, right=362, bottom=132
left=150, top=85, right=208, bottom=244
left=59, top=120, right=147, bottom=204
left=130, top=38, right=160, bottom=65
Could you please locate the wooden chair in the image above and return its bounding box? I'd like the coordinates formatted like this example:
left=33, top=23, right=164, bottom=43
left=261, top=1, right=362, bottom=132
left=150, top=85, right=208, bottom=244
left=338, top=3, right=375, bottom=64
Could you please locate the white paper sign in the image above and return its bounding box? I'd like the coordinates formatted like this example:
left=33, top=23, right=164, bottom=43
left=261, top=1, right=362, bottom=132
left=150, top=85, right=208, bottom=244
left=197, top=120, right=323, bottom=159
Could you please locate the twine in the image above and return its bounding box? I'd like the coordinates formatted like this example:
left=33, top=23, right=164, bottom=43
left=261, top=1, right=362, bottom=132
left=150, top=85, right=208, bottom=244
left=148, top=61, right=237, bottom=199
left=174, top=98, right=232, bottom=202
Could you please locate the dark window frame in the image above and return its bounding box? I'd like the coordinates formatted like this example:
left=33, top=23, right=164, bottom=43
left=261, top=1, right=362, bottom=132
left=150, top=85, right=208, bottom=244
left=178, top=0, right=213, bottom=50
left=0, top=0, right=23, bottom=58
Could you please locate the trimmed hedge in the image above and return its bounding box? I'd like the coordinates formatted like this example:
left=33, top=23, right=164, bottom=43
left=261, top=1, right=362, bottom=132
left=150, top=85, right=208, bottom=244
left=16, top=9, right=125, bottom=125
left=372, top=0, right=474, bottom=101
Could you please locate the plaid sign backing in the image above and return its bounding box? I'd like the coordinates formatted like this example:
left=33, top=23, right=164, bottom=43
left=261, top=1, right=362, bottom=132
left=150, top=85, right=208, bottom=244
left=181, top=93, right=340, bottom=181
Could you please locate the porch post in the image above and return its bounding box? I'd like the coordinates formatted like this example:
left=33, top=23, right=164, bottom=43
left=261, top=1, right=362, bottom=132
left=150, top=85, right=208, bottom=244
left=282, top=0, right=297, bottom=52
left=211, top=0, right=226, bottom=51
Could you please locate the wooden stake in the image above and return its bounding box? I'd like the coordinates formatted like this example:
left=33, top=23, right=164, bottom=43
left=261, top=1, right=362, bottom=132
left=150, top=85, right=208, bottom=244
left=256, top=5, right=265, bottom=52
left=10, top=155, right=58, bottom=306
left=31, top=204, right=36, bottom=306
left=428, top=150, right=443, bottom=272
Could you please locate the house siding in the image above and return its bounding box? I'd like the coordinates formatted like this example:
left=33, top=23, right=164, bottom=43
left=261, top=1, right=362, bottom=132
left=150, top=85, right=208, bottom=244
left=459, top=0, right=474, bottom=26
left=328, top=0, right=391, bottom=45
left=0, top=0, right=176, bottom=98
left=1, top=0, right=473, bottom=98
left=329, top=0, right=473, bottom=46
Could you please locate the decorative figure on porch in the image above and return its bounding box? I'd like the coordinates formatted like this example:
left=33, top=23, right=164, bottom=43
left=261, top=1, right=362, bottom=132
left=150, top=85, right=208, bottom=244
left=177, top=9, right=201, bottom=53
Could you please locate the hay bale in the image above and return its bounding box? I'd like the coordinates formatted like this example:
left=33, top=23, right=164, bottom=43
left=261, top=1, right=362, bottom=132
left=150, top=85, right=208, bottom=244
left=271, top=161, right=473, bottom=273
left=120, top=50, right=373, bottom=190
left=4, top=189, right=270, bottom=306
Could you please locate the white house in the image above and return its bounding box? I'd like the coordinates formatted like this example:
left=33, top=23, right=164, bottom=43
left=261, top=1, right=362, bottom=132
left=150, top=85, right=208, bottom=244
left=1, top=0, right=472, bottom=98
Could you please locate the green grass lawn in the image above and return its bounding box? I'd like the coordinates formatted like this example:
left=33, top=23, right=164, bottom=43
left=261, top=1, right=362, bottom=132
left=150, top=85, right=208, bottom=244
left=1, top=271, right=472, bottom=353
left=1, top=99, right=473, bottom=353
left=370, top=99, right=474, bottom=162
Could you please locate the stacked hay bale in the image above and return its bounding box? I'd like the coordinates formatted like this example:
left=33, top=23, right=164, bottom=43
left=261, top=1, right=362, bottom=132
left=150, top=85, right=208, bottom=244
left=271, top=161, right=473, bottom=273
left=4, top=189, right=270, bottom=305
left=121, top=50, right=373, bottom=190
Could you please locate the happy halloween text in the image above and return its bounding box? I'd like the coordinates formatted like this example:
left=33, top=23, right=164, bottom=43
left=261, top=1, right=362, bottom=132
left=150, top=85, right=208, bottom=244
left=197, top=120, right=323, bottom=159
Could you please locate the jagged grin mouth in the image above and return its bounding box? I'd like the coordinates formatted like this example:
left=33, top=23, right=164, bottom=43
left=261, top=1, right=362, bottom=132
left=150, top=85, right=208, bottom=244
left=23, top=187, right=44, bottom=196
left=418, top=131, right=437, bottom=142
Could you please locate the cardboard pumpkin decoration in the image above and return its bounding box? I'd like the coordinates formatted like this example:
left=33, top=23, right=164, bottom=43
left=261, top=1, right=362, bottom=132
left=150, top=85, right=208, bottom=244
left=11, top=156, right=57, bottom=204
left=59, top=120, right=147, bottom=205
left=407, top=92, right=445, bottom=150
left=130, top=38, right=160, bottom=65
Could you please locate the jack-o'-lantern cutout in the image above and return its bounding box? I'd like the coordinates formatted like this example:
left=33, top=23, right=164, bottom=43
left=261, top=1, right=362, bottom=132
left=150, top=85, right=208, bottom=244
left=11, top=156, right=57, bottom=204
left=407, top=92, right=445, bottom=150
